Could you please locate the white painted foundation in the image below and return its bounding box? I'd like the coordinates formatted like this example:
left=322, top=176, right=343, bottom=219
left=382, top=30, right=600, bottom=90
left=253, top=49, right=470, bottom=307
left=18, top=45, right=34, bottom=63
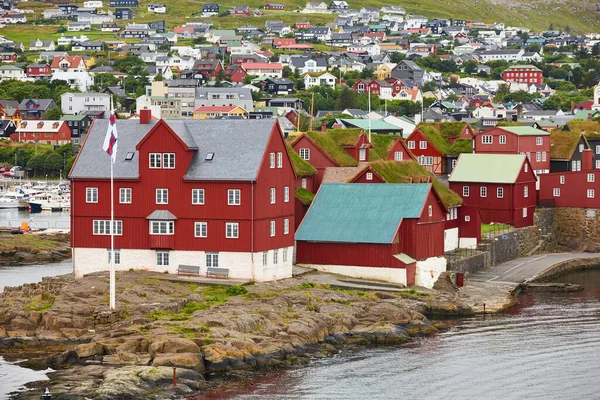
left=72, top=247, right=294, bottom=282
left=459, top=238, right=478, bottom=249
left=299, top=263, right=408, bottom=286
left=444, top=227, right=459, bottom=252
left=415, top=256, right=447, bottom=289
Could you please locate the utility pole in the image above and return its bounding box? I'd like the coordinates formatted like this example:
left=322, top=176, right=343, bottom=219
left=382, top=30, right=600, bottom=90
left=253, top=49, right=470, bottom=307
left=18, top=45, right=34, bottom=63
left=309, top=92, right=314, bottom=131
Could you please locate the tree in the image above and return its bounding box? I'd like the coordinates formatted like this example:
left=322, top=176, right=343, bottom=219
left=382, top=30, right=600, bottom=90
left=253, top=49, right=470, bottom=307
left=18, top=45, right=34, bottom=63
left=422, top=80, right=438, bottom=92
left=26, top=153, right=48, bottom=176
left=154, top=73, right=164, bottom=81
left=45, top=107, right=63, bottom=120
left=360, top=68, right=374, bottom=79
left=446, top=92, right=459, bottom=101
left=462, top=60, right=478, bottom=74
left=44, top=153, right=63, bottom=176
left=494, top=84, right=510, bottom=102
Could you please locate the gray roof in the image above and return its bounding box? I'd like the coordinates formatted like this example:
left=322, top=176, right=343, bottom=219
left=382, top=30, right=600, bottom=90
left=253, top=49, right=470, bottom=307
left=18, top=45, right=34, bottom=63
left=70, top=119, right=277, bottom=181
left=147, top=210, right=177, bottom=220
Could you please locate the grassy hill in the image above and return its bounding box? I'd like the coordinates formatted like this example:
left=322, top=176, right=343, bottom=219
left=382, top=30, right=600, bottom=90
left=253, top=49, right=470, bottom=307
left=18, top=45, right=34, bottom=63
left=4, top=0, right=599, bottom=44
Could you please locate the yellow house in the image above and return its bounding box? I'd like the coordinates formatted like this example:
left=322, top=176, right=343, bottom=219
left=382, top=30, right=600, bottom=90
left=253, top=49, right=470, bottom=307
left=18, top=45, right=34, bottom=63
left=192, top=105, right=248, bottom=120
left=375, top=63, right=395, bottom=80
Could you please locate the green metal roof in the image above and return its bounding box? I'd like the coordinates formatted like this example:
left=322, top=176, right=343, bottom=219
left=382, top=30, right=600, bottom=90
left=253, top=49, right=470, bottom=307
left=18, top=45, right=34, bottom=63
left=500, top=126, right=549, bottom=136
left=338, top=119, right=401, bottom=131
left=573, top=110, right=599, bottom=120
left=448, top=154, right=527, bottom=184
left=295, top=183, right=430, bottom=244
left=394, top=253, right=416, bottom=264
left=504, top=64, right=542, bottom=71
left=61, top=114, right=88, bottom=121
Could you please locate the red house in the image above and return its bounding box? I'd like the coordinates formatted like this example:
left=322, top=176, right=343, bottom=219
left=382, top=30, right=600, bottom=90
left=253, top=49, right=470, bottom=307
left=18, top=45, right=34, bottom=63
left=295, top=21, right=310, bottom=29
left=265, top=3, right=285, bottom=10
left=386, top=137, right=416, bottom=162
left=539, top=149, right=600, bottom=207
left=273, top=38, right=296, bottom=48
left=449, top=154, right=537, bottom=228
left=353, top=79, right=388, bottom=95
left=289, top=133, right=339, bottom=191
left=0, top=52, right=17, bottom=63
left=405, top=129, right=445, bottom=174
left=12, top=120, right=71, bottom=145
left=295, top=183, right=447, bottom=287
left=473, top=126, right=550, bottom=174
left=502, top=65, right=544, bottom=85
left=322, top=164, right=386, bottom=185
left=26, top=63, right=52, bottom=79
left=69, top=115, right=296, bottom=282
left=224, top=64, right=247, bottom=83
left=193, top=59, right=223, bottom=79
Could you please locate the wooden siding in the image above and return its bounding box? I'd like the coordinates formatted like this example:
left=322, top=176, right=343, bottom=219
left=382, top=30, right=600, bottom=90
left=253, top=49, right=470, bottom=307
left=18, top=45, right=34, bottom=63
left=290, top=135, right=338, bottom=190
left=539, top=170, right=600, bottom=208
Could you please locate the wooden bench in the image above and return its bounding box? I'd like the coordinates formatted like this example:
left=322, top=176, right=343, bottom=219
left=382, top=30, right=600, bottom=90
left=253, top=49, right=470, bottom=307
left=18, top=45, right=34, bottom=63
left=178, top=264, right=201, bottom=276
left=206, top=267, right=229, bottom=278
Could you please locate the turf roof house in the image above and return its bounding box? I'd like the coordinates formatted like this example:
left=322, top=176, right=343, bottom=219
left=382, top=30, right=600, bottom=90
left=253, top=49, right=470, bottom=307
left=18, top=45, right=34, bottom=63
left=69, top=117, right=296, bottom=281
left=549, top=122, right=600, bottom=173
left=405, top=123, right=474, bottom=175
left=295, top=183, right=448, bottom=288
left=448, top=154, right=537, bottom=229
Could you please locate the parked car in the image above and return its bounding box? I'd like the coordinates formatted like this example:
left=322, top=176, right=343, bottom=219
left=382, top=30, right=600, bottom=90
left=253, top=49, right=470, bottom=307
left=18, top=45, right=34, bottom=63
left=3, top=166, right=23, bottom=178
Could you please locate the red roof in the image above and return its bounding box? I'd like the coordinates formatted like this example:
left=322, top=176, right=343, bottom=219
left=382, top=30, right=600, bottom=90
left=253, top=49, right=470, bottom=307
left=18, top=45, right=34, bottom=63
left=50, top=56, right=85, bottom=69
left=240, top=62, right=283, bottom=70
left=279, top=44, right=314, bottom=50
left=174, top=26, right=194, bottom=34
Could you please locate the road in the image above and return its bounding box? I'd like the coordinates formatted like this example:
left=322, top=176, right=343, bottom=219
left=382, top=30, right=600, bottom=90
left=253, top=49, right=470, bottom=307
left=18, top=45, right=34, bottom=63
left=469, top=253, right=600, bottom=284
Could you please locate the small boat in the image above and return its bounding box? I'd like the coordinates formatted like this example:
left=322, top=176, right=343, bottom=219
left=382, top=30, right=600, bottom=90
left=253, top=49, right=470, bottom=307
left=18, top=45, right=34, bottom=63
left=29, top=193, right=70, bottom=212
left=0, top=191, right=29, bottom=209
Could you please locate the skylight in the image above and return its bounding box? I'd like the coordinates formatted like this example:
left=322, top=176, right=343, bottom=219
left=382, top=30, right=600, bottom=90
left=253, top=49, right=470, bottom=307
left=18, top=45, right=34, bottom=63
left=205, top=152, right=214, bottom=161
left=125, top=152, right=135, bottom=161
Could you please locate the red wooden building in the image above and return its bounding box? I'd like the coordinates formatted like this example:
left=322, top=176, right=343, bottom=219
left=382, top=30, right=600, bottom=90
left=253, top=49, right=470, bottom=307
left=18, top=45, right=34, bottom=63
left=448, top=154, right=537, bottom=228
left=539, top=149, right=600, bottom=207
left=473, top=126, right=550, bottom=175
left=386, top=137, right=416, bottom=162
left=265, top=3, right=285, bottom=9
left=405, top=129, right=445, bottom=174
left=289, top=133, right=340, bottom=191
left=0, top=52, right=17, bottom=63
left=193, top=60, right=223, bottom=79
left=223, top=64, right=247, bottom=83
left=502, top=65, right=544, bottom=85
left=26, top=63, right=52, bottom=79
left=295, top=183, right=447, bottom=287
left=12, top=120, right=71, bottom=145
left=69, top=115, right=296, bottom=281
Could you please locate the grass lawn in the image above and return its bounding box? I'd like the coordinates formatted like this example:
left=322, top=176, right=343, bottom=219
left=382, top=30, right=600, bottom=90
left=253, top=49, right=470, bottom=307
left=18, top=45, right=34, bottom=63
left=481, top=223, right=512, bottom=235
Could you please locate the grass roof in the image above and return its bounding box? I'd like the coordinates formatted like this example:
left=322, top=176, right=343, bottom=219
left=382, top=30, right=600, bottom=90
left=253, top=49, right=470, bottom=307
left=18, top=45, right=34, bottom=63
left=448, top=138, right=473, bottom=155
left=417, top=125, right=451, bottom=155
left=287, top=144, right=317, bottom=176
left=295, top=187, right=315, bottom=205
left=304, top=130, right=358, bottom=167
left=549, top=129, right=580, bottom=159
left=567, top=120, right=600, bottom=136
left=370, top=160, right=463, bottom=207
left=418, top=122, right=471, bottom=138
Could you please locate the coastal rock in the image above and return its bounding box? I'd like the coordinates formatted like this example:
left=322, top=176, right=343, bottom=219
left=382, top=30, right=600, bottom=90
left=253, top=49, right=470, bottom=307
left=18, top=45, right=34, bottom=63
left=149, top=337, right=200, bottom=355
left=8, top=316, right=36, bottom=331
left=152, top=352, right=205, bottom=373
left=76, top=342, right=106, bottom=358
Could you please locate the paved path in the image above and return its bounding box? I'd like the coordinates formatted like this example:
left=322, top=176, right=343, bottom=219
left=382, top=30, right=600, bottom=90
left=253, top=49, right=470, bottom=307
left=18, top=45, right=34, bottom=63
left=469, top=253, right=600, bottom=284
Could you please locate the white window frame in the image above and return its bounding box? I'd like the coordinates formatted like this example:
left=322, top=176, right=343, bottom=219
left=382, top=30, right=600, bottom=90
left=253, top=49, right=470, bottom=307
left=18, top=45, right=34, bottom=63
left=463, top=186, right=469, bottom=197
left=542, top=152, right=546, bottom=162
left=419, top=140, right=427, bottom=149
left=150, top=220, right=174, bottom=235
left=277, top=152, right=283, bottom=168
left=192, top=189, right=205, bottom=205
left=284, top=218, right=289, bottom=234
left=596, top=160, right=600, bottom=170
left=273, top=249, right=278, bottom=264
left=93, top=220, right=122, bottom=235
left=579, top=144, right=584, bottom=152
left=536, top=152, right=541, bottom=162
left=284, top=186, right=289, bottom=202
left=523, top=207, right=527, bottom=218
left=299, top=148, right=310, bottom=160
left=119, top=188, right=131, bottom=204
left=163, top=153, right=175, bottom=169
left=86, top=187, right=98, bottom=203
left=262, top=251, right=268, bottom=266
left=588, top=189, right=595, bottom=198
left=596, top=145, right=600, bottom=155
left=560, top=176, right=565, bottom=184
left=480, top=186, right=487, bottom=197
left=407, top=140, right=415, bottom=149
left=269, top=152, right=275, bottom=168
left=195, top=221, right=207, bottom=238
left=394, top=151, right=403, bottom=161
left=366, top=172, right=373, bottom=180
left=499, top=135, right=506, bottom=144
left=588, top=173, right=595, bottom=183
left=536, top=137, right=543, bottom=145
left=302, top=179, right=307, bottom=189
left=270, top=187, right=276, bottom=204
left=226, top=222, right=239, bottom=238
left=553, top=188, right=560, bottom=197
left=497, top=187, right=503, bottom=198
left=428, top=204, right=432, bottom=217
left=156, top=188, right=168, bottom=204
left=465, top=215, right=471, bottom=222
left=156, top=251, right=169, bottom=266
left=107, top=249, right=120, bottom=264
left=481, top=135, right=493, bottom=144
left=283, top=248, right=288, bottom=263
left=524, top=186, right=529, bottom=197
left=149, top=153, right=162, bottom=168
left=270, top=220, right=275, bottom=237
left=206, top=252, right=219, bottom=267
left=228, top=189, right=241, bottom=205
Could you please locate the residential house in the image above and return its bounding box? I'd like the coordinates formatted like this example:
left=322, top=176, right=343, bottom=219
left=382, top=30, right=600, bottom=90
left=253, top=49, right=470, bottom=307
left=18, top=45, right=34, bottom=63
left=0, top=52, right=17, bottom=63
left=83, top=1, right=103, bottom=7
left=201, top=3, right=219, bottom=16
left=18, top=99, right=57, bottom=120
left=71, top=41, right=103, bottom=51
left=390, top=60, right=425, bottom=85
left=262, top=78, right=294, bottom=95
left=77, top=12, right=113, bottom=25
left=109, top=0, right=138, bottom=6
left=473, top=126, right=550, bottom=175
left=328, top=32, right=352, bottom=47
left=449, top=154, right=536, bottom=228
left=288, top=56, right=327, bottom=75
left=192, top=59, right=223, bottom=79
left=502, top=64, right=544, bottom=85
left=28, top=39, right=55, bottom=52
left=0, top=120, right=16, bottom=139
left=302, top=71, right=336, bottom=89
left=240, top=62, right=283, bottom=78
left=61, top=114, right=92, bottom=145
left=69, top=117, right=295, bottom=281
left=115, top=8, right=134, bottom=19
left=264, top=3, right=285, bottom=10
left=295, top=183, right=447, bottom=287
left=297, top=26, right=331, bottom=41
left=26, top=63, right=51, bottom=80
left=194, top=87, right=254, bottom=111
left=12, top=120, right=71, bottom=145
left=329, top=1, right=348, bottom=10
left=0, top=64, right=24, bottom=80
left=67, top=22, right=92, bottom=31
left=232, top=5, right=249, bottom=15
left=60, top=92, right=110, bottom=116
left=303, top=2, right=329, bottom=13
left=192, top=105, right=248, bottom=119
left=50, top=56, right=87, bottom=73
left=147, top=3, right=166, bottom=13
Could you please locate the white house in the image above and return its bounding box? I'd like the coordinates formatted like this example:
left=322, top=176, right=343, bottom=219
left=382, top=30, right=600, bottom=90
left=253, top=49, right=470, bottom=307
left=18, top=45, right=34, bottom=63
left=302, top=72, right=336, bottom=89
left=83, top=1, right=103, bottom=7
left=0, top=65, right=26, bottom=80
left=348, top=42, right=381, bottom=56
left=68, top=21, right=92, bottom=31
left=77, top=12, right=113, bottom=25
left=29, top=39, right=55, bottom=52
left=405, top=15, right=428, bottom=28
left=57, top=34, right=90, bottom=46
left=61, top=92, right=111, bottom=115
left=148, top=3, right=167, bottom=13
left=52, top=72, right=93, bottom=91
left=302, top=1, right=329, bottom=13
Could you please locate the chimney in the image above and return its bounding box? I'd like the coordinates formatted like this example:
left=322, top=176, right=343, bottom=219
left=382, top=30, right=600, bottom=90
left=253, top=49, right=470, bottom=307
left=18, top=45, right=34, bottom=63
left=140, top=109, right=151, bottom=124
left=582, top=149, right=593, bottom=171
left=321, top=123, right=326, bottom=132
left=434, top=123, right=441, bottom=131
left=571, top=100, right=575, bottom=113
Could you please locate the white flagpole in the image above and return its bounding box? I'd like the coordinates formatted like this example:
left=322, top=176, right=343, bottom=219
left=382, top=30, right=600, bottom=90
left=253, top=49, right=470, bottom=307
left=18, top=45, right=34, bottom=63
left=109, top=97, right=115, bottom=310
left=368, top=87, right=372, bottom=142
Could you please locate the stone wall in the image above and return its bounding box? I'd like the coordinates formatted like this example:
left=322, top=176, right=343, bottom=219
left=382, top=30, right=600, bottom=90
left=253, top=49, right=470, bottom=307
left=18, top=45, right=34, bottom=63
left=446, top=252, right=488, bottom=274
left=529, top=257, right=600, bottom=282
left=551, top=208, right=600, bottom=252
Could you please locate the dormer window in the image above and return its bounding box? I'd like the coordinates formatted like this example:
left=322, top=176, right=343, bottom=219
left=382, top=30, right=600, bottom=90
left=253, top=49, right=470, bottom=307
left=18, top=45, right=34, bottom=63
left=37, top=122, right=44, bottom=129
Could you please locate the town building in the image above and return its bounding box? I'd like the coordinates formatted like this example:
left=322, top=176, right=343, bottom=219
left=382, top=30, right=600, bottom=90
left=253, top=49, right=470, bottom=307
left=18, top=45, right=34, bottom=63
left=69, top=117, right=295, bottom=281
left=502, top=65, right=544, bottom=85
left=12, top=120, right=71, bottom=145
left=448, top=154, right=537, bottom=228
left=61, top=92, right=111, bottom=116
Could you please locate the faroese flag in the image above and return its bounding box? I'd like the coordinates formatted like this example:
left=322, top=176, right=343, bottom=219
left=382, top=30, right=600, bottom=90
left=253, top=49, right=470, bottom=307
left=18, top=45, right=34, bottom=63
left=102, top=112, right=118, bottom=163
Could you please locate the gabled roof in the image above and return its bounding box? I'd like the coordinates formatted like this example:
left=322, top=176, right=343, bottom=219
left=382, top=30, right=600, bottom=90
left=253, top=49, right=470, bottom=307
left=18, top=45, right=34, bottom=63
left=448, top=154, right=529, bottom=184
left=495, top=126, right=549, bottom=136
left=296, top=183, right=432, bottom=244
left=296, top=183, right=431, bottom=244
left=70, top=119, right=278, bottom=181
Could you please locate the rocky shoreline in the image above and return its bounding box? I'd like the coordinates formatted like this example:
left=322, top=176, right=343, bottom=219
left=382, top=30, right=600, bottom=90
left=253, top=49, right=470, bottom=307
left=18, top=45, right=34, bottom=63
left=0, top=270, right=477, bottom=399
left=0, top=231, right=71, bottom=265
